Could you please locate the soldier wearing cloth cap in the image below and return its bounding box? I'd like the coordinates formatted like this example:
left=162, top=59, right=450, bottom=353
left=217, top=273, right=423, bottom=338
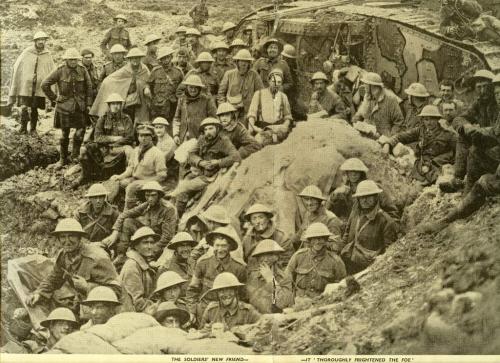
left=285, top=223, right=346, bottom=299
left=99, top=44, right=128, bottom=82
left=9, top=30, right=55, bottom=135
left=253, top=38, right=293, bottom=92
left=143, top=34, right=162, bottom=71
left=81, top=48, right=100, bottom=100
left=25, top=218, right=120, bottom=308
left=42, top=48, right=93, bottom=169
left=100, top=14, right=132, bottom=59
left=340, top=181, right=398, bottom=274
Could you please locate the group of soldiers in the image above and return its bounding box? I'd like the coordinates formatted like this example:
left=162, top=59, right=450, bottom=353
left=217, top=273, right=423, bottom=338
left=4, top=0, right=500, bottom=354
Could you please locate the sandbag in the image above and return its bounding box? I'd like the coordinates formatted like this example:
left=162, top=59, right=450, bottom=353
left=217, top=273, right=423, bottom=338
left=113, top=326, right=187, bottom=354
left=51, top=331, right=120, bottom=354
left=185, top=338, right=254, bottom=355
left=87, top=312, right=159, bottom=343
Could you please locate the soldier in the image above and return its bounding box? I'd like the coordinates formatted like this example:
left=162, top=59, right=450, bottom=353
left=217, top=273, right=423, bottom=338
left=217, top=102, right=261, bottom=159
left=153, top=117, right=177, bottom=163
left=211, top=42, right=234, bottom=84
left=9, top=31, right=55, bottom=135
left=163, top=232, right=198, bottom=284
left=80, top=49, right=100, bottom=101
left=221, top=22, right=237, bottom=45
left=176, top=47, right=193, bottom=77
left=308, top=71, right=347, bottom=119
left=185, top=28, right=204, bottom=60
left=229, top=38, right=248, bottom=57
left=153, top=271, right=189, bottom=306
left=109, top=125, right=167, bottom=209
left=179, top=52, right=219, bottom=99
left=382, top=105, right=457, bottom=185
left=99, top=44, right=128, bottom=82
left=326, top=158, right=399, bottom=220
left=340, top=181, right=398, bottom=274
left=119, top=227, right=159, bottom=312
left=189, top=0, right=209, bottom=28
left=218, top=49, right=264, bottom=128
left=440, top=101, right=460, bottom=131
left=242, top=203, right=292, bottom=271
left=253, top=38, right=293, bottom=92
left=402, top=82, right=431, bottom=130
left=246, top=239, right=294, bottom=313
left=25, top=218, right=120, bottom=307
left=172, top=25, right=188, bottom=51
left=154, top=301, right=191, bottom=329
left=247, top=69, right=293, bottom=145
left=242, top=25, right=253, bottom=48
left=281, top=43, right=305, bottom=120
left=186, top=227, right=247, bottom=323
left=440, top=70, right=497, bottom=193
left=291, top=185, right=343, bottom=252
left=42, top=48, right=93, bottom=169
left=170, top=118, right=241, bottom=216
left=74, top=93, right=134, bottom=188
left=74, top=183, right=120, bottom=242
left=432, top=79, right=465, bottom=113
left=285, top=223, right=347, bottom=299
left=172, top=75, right=217, bottom=145
left=80, top=286, right=121, bottom=329
left=143, top=34, right=162, bottom=71
left=352, top=72, right=404, bottom=137
left=100, top=14, right=132, bottom=59
left=39, top=308, right=78, bottom=351
left=104, top=181, right=177, bottom=266
left=146, top=47, right=184, bottom=128
left=200, top=272, right=260, bottom=331
left=440, top=0, right=482, bottom=40
left=0, top=308, right=39, bottom=354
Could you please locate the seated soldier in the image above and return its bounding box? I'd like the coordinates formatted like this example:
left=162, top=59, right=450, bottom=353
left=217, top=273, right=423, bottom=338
left=169, top=118, right=241, bottom=217
left=74, top=93, right=134, bottom=188
left=247, top=68, right=293, bottom=146
left=291, top=185, right=343, bottom=252
left=39, top=308, right=78, bottom=351
left=402, top=83, right=430, bottom=131
left=340, top=180, right=398, bottom=274
left=326, top=158, right=399, bottom=220
left=381, top=105, right=457, bottom=185
left=246, top=239, right=293, bottom=314
left=153, top=117, right=177, bottom=164
left=74, top=183, right=120, bottom=243
left=440, top=0, right=482, bottom=40
left=200, top=272, right=260, bottom=331
left=119, top=227, right=159, bottom=312
left=154, top=301, right=191, bottom=329
left=1, top=308, right=39, bottom=354
left=26, top=219, right=120, bottom=308
left=308, top=71, right=347, bottom=119
left=285, top=223, right=346, bottom=299
left=103, top=180, right=177, bottom=268
left=161, top=232, right=198, bottom=285
left=80, top=286, right=121, bottom=329
left=217, top=102, right=262, bottom=159
left=110, top=124, right=167, bottom=210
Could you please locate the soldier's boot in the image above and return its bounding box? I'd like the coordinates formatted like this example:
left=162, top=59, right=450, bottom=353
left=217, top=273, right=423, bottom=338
left=71, top=160, right=91, bottom=190
left=54, top=138, right=70, bottom=170
left=29, top=107, right=38, bottom=135
left=19, top=107, right=29, bottom=134
left=439, top=177, right=465, bottom=193
left=70, top=137, right=84, bottom=164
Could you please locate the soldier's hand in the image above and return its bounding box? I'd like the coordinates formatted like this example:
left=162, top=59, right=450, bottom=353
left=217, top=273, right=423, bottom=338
left=72, top=275, right=89, bottom=293
left=259, top=263, right=274, bottom=284
left=198, top=160, right=210, bottom=169
left=174, top=136, right=181, bottom=145
left=102, top=231, right=119, bottom=248
left=205, top=160, right=219, bottom=169
left=144, top=87, right=152, bottom=98
left=26, top=292, right=41, bottom=307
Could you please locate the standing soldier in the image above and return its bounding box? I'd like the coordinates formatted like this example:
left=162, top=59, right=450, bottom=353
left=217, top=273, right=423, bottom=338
left=211, top=42, right=234, bottom=84
left=172, top=25, right=188, bottom=51
left=242, top=25, right=253, bottom=48
left=146, top=47, right=184, bottom=130
left=281, top=44, right=305, bottom=120
left=175, top=48, right=193, bottom=77
left=402, top=82, right=431, bottom=130
left=81, top=49, right=100, bottom=100
left=189, top=0, right=209, bottom=29
left=143, top=34, right=162, bottom=71
left=308, top=71, right=347, bottom=119
left=9, top=30, right=55, bottom=135
left=99, top=44, right=128, bottom=82
left=185, top=28, right=204, bottom=60
left=42, top=48, right=93, bottom=169
left=221, top=22, right=237, bottom=46
left=229, top=39, right=248, bottom=58
left=100, top=14, right=132, bottom=59
left=180, top=52, right=219, bottom=98
left=253, top=38, right=293, bottom=93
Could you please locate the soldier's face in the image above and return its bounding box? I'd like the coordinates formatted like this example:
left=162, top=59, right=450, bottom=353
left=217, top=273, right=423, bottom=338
left=89, top=195, right=106, bottom=212
left=187, top=35, right=198, bottom=45
left=225, top=29, right=235, bottom=38
left=145, top=191, right=160, bottom=205
left=313, top=80, right=326, bottom=92
left=203, top=125, right=218, bottom=140
left=66, top=59, right=78, bottom=68
left=135, top=236, right=158, bottom=262
left=213, top=237, right=230, bottom=259
left=236, top=60, right=250, bottom=73
left=159, top=55, right=173, bottom=66
left=50, top=321, right=75, bottom=341
left=34, top=39, right=47, bottom=50
left=217, top=288, right=237, bottom=307
left=160, top=315, right=180, bottom=328
left=58, top=233, right=82, bottom=254
left=112, top=53, right=125, bottom=63
left=219, top=112, right=234, bottom=129
left=176, top=242, right=193, bottom=260
left=129, top=57, right=142, bottom=67
left=161, top=285, right=181, bottom=302
left=250, top=213, right=270, bottom=232
left=269, top=75, right=283, bottom=92
left=475, top=80, right=491, bottom=98
left=89, top=302, right=116, bottom=325
left=358, top=194, right=378, bottom=210
left=138, top=133, right=154, bottom=146
left=267, top=44, right=279, bottom=58
left=154, top=124, right=167, bottom=137
left=148, top=40, right=160, bottom=52
left=187, top=85, right=200, bottom=97
left=188, top=222, right=205, bottom=241
left=177, top=54, right=188, bottom=65
left=199, top=61, right=212, bottom=71
left=216, top=49, right=228, bottom=60
left=442, top=103, right=456, bottom=121
left=302, top=196, right=321, bottom=213
left=115, top=19, right=126, bottom=28
left=309, top=237, right=327, bottom=253
left=423, top=116, right=438, bottom=129
left=369, top=85, right=382, bottom=99
left=495, top=85, right=500, bottom=106
left=108, top=102, right=122, bottom=113
left=346, top=171, right=363, bottom=183
left=82, top=54, right=93, bottom=66
left=177, top=32, right=186, bottom=41
left=440, top=85, right=453, bottom=101
left=258, top=253, right=279, bottom=266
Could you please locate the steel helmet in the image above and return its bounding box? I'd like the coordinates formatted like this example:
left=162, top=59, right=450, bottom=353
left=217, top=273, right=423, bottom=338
left=157, top=47, right=175, bottom=60
left=361, top=72, right=384, bottom=87
left=113, top=14, right=127, bottom=22
left=268, top=68, right=283, bottom=79
left=222, top=22, right=237, bottom=33
left=281, top=44, right=297, bottom=59
left=144, top=34, right=162, bottom=45
left=303, top=222, right=332, bottom=239
left=211, top=41, right=229, bottom=51
left=182, top=74, right=206, bottom=88
left=81, top=286, right=120, bottom=305
left=244, top=203, right=273, bottom=219
left=310, top=71, right=329, bottom=83
left=206, top=226, right=240, bottom=251
left=201, top=25, right=214, bottom=35
left=126, top=48, right=146, bottom=58
left=232, top=49, right=253, bottom=61
left=472, top=69, right=494, bottom=81
left=33, top=31, right=49, bottom=40
left=216, top=102, right=237, bottom=116
left=85, top=183, right=109, bottom=198
left=298, top=185, right=326, bottom=200
left=62, top=48, right=81, bottom=60
left=175, top=25, right=188, bottom=34
left=251, top=239, right=285, bottom=257
left=185, top=28, right=201, bottom=37
left=404, top=82, right=430, bottom=98
left=52, top=218, right=86, bottom=236
left=40, top=308, right=78, bottom=328
left=493, top=73, right=500, bottom=85
left=153, top=271, right=188, bottom=294
left=152, top=117, right=170, bottom=126
left=105, top=93, right=124, bottom=104
left=140, top=181, right=165, bottom=196
left=340, top=158, right=369, bottom=173
left=199, top=117, right=221, bottom=131
left=154, top=301, right=190, bottom=324
left=194, top=52, right=215, bottom=63
left=352, top=180, right=383, bottom=197
left=263, top=38, right=281, bottom=50
left=136, top=124, right=155, bottom=135
left=130, top=226, right=159, bottom=243
left=201, top=205, right=231, bottom=224
left=81, top=48, right=94, bottom=58
left=418, top=104, right=442, bottom=118
left=167, top=231, right=198, bottom=250
left=230, top=38, right=247, bottom=49
left=109, top=44, right=128, bottom=54
left=208, top=272, right=245, bottom=293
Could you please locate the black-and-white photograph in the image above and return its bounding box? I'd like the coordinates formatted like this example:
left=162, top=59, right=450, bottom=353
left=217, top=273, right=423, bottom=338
left=0, top=0, right=499, bottom=360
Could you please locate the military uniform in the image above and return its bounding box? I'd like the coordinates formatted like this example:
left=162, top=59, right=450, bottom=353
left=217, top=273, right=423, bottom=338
left=284, top=247, right=346, bottom=298
left=189, top=3, right=209, bottom=27
left=440, top=0, right=482, bottom=40
left=200, top=300, right=260, bottom=330
left=148, top=64, right=183, bottom=128
left=253, top=57, right=293, bottom=92
left=74, top=201, right=120, bottom=242
left=212, top=60, right=234, bottom=84
left=246, top=266, right=293, bottom=313
left=308, top=88, right=347, bottom=119
left=172, top=93, right=217, bottom=142
left=180, top=68, right=219, bottom=98
left=220, top=122, right=261, bottom=159
left=83, top=63, right=100, bottom=101
left=292, top=206, right=343, bottom=251
left=100, top=60, right=127, bottom=82
left=143, top=49, right=158, bottom=72
left=402, top=100, right=427, bottom=131
left=100, top=27, right=131, bottom=55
